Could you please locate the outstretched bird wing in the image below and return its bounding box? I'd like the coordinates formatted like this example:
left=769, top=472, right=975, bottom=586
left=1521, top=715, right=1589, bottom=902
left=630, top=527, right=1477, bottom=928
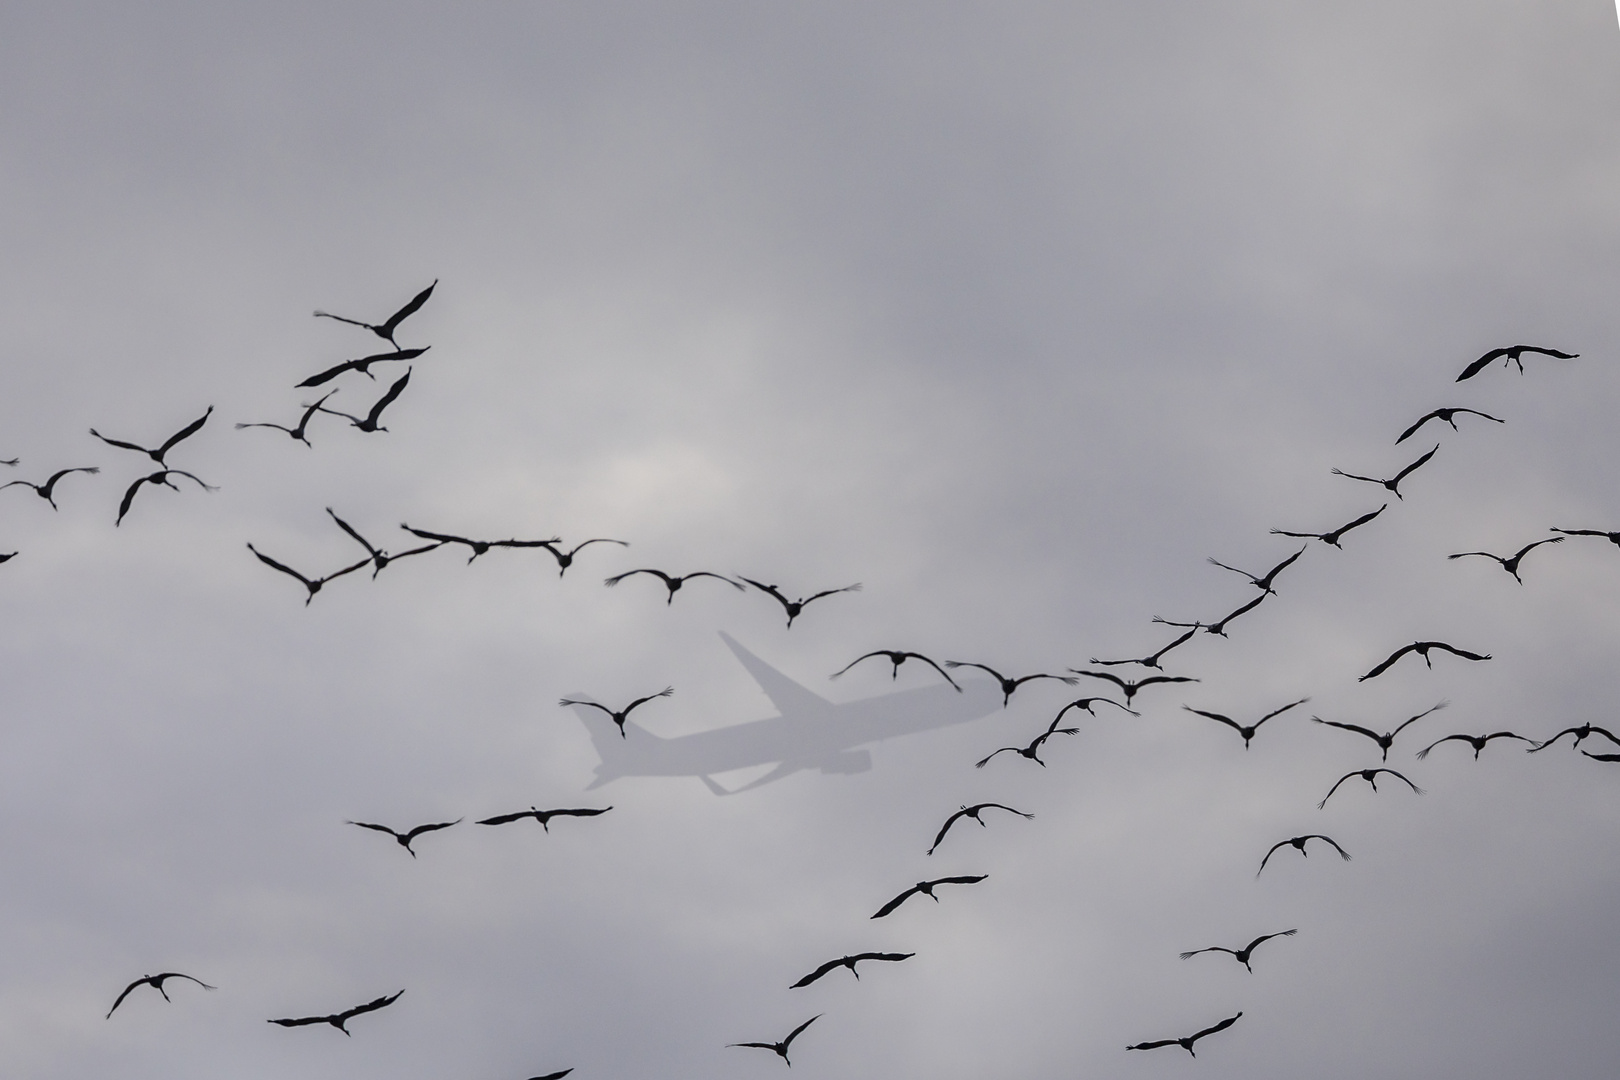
left=1184, top=707, right=1241, bottom=732
left=790, top=959, right=845, bottom=988
left=1426, top=641, right=1491, bottom=662
left=377, top=281, right=437, bottom=337
left=1358, top=644, right=1418, bottom=682
left=926, top=810, right=970, bottom=854
left=336, top=989, right=405, bottom=1024
left=403, top=819, right=462, bottom=841
left=1189, top=1011, right=1242, bottom=1043
left=623, top=688, right=675, bottom=714
left=1390, top=444, right=1439, bottom=486
left=1317, top=772, right=1360, bottom=809
left=780, top=1013, right=821, bottom=1049
left=362, top=368, right=411, bottom=426
left=1456, top=348, right=1511, bottom=381
left=155, top=407, right=213, bottom=458
left=347, top=821, right=403, bottom=840
left=477, top=810, right=539, bottom=826
left=1245, top=929, right=1298, bottom=952
left=105, top=978, right=148, bottom=1018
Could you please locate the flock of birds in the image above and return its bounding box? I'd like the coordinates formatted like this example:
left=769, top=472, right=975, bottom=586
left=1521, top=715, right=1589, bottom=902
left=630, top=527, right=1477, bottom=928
left=9, top=286, right=1612, bottom=1074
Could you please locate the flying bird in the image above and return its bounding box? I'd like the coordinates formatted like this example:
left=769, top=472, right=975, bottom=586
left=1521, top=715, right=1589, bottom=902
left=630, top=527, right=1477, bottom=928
left=116, top=469, right=215, bottom=526
left=1359, top=643, right=1490, bottom=682
left=831, top=650, right=961, bottom=691
left=327, top=509, right=442, bottom=578
left=1179, top=930, right=1297, bottom=972
left=1311, top=701, right=1447, bottom=760
left=106, top=972, right=216, bottom=1018
left=0, top=466, right=98, bottom=509
left=1551, top=527, right=1620, bottom=548
left=91, top=406, right=212, bottom=465
left=1257, top=834, right=1351, bottom=876
left=268, top=989, right=404, bottom=1035
left=0, top=457, right=15, bottom=465
left=871, top=875, right=989, bottom=918
left=728, top=1014, right=820, bottom=1066
left=1182, top=698, right=1309, bottom=749
left=1318, top=767, right=1424, bottom=809
left=1528, top=723, right=1620, bottom=753
left=534, top=537, right=629, bottom=577
left=313, top=280, right=437, bottom=347
left=318, top=367, right=411, bottom=432
left=1447, top=537, right=1563, bottom=583
left=603, top=568, right=745, bottom=603
left=1070, top=669, right=1198, bottom=706
left=1271, top=504, right=1386, bottom=548
left=1207, top=546, right=1306, bottom=594
left=346, top=818, right=461, bottom=857
left=975, top=716, right=1083, bottom=769
left=942, top=662, right=1078, bottom=706
left=1396, top=407, right=1504, bottom=444
left=0, top=552, right=15, bottom=563
left=1127, top=1012, right=1242, bottom=1057
left=246, top=543, right=370, bottom=604
left=1089, top=625, right=1200, bottom=669
left=1330, top=445, right=1438, bottom=500
left=1456, top=344, right=1578, bottom=381
left=1050, top=696, right=1139, bottom=721
left=791, top=952, right=913, bottom=988
left=524, top=1072, right=573, bottom=1080
left=398, top=525, right=559, bottom=563
left=738, top=577, right=862, bottom=627
left=1156, top=591, right=1271, bottom=638
left=295, top=347, right=429, bottom=388
left=927, top=803, right=1033, bottom=855
left=1417, top=731, right=1535, bottom=760
left=558, top=688, right=673, bottom=738
left=234, top=391, right=337, bottom=447
left=476, top=806, right=613, bottom=831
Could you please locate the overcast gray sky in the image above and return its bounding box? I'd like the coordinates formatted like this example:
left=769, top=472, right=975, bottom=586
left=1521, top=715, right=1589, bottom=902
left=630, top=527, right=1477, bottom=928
left=4, top=3, right=1620, bottom=1077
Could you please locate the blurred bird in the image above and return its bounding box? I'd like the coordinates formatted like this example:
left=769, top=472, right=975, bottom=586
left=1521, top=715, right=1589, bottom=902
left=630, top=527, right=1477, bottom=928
left=728, top=1014, right=820, bottom=1066
left=246, top=543, right=369, bottom=604
left=1183, top=698, right=1309, bottom=750
left=1312, top=702, right=1446, bottom=760
left=1257, top=835, right=1351, bottom=876
left=0, top=466, right=98, bottom=509
left=399, top=524, right=559, bottom=564
left=313, top=280, right=436, bottom=347
left=534, top=538, right=628, bottom=577
left=1396, top=407, right=1503, bottom=444
left=91, top=406, right=213, bottom=466
left=558, top=688, right=673, bottom=738
left=268, top=990, right=404, bottom=1035
left=738, top=577, right=862, bottom=627
left=1127, top=1012, right=1241, bottom=1057
left=1447, top=537, right=1563, bottom=583
left=1456, top=344, right=1578, bottom=381
left=346, top=818, right=461, bottom=857
left=791, top=952, right=913, bottom=988
left=1090, top=625, right=1200, bottom=669
left=1529, top=723, right=1620, bottom=753
left=1318, top=768, right=1424, bottom=809
left=831, top=650, right=961, bottom=691
left=1417, top=731, right=1535, bottom=760
left=1180, top=930, right=1296, bottom=972
left=603, top=568, right=745, bottom=603
left=106, top=972, right=216, bottom=1018
left=327, top=509, right=443, bottom=578
left=1207, top=546, right=1306, bottom=594
left=1271, top=504, right=1386, bottom=548
left=296, top=347, right=428, bottom=388
left=476, top=806, right=612, bottom=832
left=871, top=875, right=988, bottom=918
left=1331, top=445, right=1438, bottom=500
left=318, top=368, right=411, bottom=432
left=1551, top=527, right=1620, bottom=548
left=927, top=803, right=1033, bottom=855
left=116, top=470, right=216, bottom=526
left=943, top=662, right=1079, bottom=706
left=1359, top=643, right=1490, bottom=682
left=235, top=391, right=337, bottom=447
left=1070, top=669, right=1198, bottom=707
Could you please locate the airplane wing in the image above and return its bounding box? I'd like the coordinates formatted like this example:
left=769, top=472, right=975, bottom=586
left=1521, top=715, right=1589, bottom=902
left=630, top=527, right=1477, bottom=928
left=718, top=631, right=834, bottom=717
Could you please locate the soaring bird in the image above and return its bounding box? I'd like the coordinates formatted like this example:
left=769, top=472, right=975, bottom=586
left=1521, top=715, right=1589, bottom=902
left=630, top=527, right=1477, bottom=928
left=318, top=368, right=411, bottom=432
left=791, top=952, right=913, bottom=988
left=1089, top=625, right=1200, bottom=669
left=1311, top=702, right=1446, bottom=760
left=534, top=538, right=628, bottom=577
left=268, top=990, right=404, bottom=1035
left=313, top=280, right=437, bottom=347
left=831, top=650, right=961, bottom=691
left=727, top=1014, right=820, bottom=1066
left=1529, top=723, right=1620, bottom=753
left=246, top=543, right=370, bottom=604
left=558, top=688, right=672, bottom=738
left=234, top=391, right=337, bottom=447
left=1257, top=834, right=1351, bottom=876
left=603, top=568, right=745, bottom=603
left=1179, top=930, right=1297, bottom=972
left=1318, top=768, right=1424, bottom=809
left=1127, top=1012, right=1242, bottom=1057
left=1396, top=407, right=1504, bottom=444
left=116, top=470, right=215, bottom=526
left=1551, top=527, right=1620, bottom=548
left=0, top=457, right=15, bottom=465
left=1417, top=731, right=1535, bottom=760
left=1359, top=643, right=1490, bottom=682
left=1331, top=445, right=1438, bottom=500
left=926, top=803, right=1033, bottom=855
left=975, top=716, right=1083, bottom=769
left=346, top=818, right=461, bottom=857
left=1207, top=546, right=1306, bottom=594
left=1447, top=537, right=1563, bottom=583
left=1456, top=344, right=1578, bottom=381
left=738, top=577, right=862, bottom=628
left=296, top=347, right=429, bottom=388
left=91, top=407, right=213, bottom=465
left=1271, top=504, right=1386, bottom=548
left=1070, top=669, right=1198, bottom=707
left=871, top=875, right=988, bottom=918
left=326, top=509, right=443, bottom=578
left=106, top=972, right=216, bottom=1018
left=476, top=806, right=612, bottom=832
left=1156, top=591, right=1271, bottom=638
left=398, top=525, right=558, bottom=563
left=1050, top=696, right=1139, bottom=721
left=1, top=466, right=98, bottom=509
left=942, top=662, right=1078, bottom=706
left=1182, top=698, right=1309, bottom=750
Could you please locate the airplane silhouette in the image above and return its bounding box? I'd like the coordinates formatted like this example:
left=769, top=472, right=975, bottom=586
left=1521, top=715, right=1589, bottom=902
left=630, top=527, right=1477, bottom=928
left=565, top=632, right=1002, bottom=794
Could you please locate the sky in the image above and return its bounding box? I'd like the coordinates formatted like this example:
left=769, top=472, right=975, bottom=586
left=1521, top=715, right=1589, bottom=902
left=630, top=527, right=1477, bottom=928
left=3, top=2, right=1620, bottom=1077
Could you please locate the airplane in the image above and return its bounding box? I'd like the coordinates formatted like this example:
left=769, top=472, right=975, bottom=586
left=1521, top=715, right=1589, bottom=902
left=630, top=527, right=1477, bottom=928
left=567, top=632, right=1003, bottom=795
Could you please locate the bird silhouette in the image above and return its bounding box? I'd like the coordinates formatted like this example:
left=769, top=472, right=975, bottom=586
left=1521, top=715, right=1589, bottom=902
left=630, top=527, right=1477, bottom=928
left=1318, top=767, right=1424, bottom=809
left=398, top=524, right=559, bottom=564
left=1050, top=696, right=1139, bottom=721
left=975, top=715, right=1083, bottom=769
left=534, top=538, right=629, bottom=577
left=1456, top=344, right=1578, bottom=381
left=830, top=650, right=961, bottom=691
left=1331, top=445, right=1438, bottom=500
left=1417, top=731, right=1535, bottom=760
left=558, top=688, right=672, bottom=738
left=246, top=543, right=370, bottom=604
left=91, top=407, right=213, bottom=465
left=524, top=1072, right=573, bottom=1080
left=476, top=806, right=613, bottom=831
left=942, top=662, right=1078, bottom=706
left=1182, top=698, right=1309, bottom=749
left=1090, top=625, right=1201, bottom=669
left=268, top=989, right=404, bottom=1035
left=1447, top=537, right=1563, bottom=583
left=1156, top=591, right=1271, bottom=638
left=727, top=1014, right=820, bottom=1066
left=313, top=280, right=436, bottom=347
left=0, top=457, right=15, bottom=465
left=1311, top=701, right=1446, bottom=760
left=318, top=368, right=411, bottom=432
left=1070, top=669, right=1198, bottom=706
left=346, top=818, right=461, bottom=856
left=0, top=466, right=98, bottom=509
left=1179, top=930, right=1297, bottom=972
left=1271, top=504, right=1386, bottom=548
left=1359, top=643, right=1490, bottom=682
left=1528, top=723, right=1620, bottom=753
left=1207, top=546, right=1306, bottom=594
left=1551, top=527, right=1620, bottom=548
left=1127, top=1012, right=1242, bottom=1057
left=326, top=509, right=442, bottom=578
left=926, top=803, right=1033, bottom=855
left=603, top=568, right=745, bottom=603
left=871, top=875, right=988, bottom=918
left=235, top=391, right=337, bottom=447
left=106, top=972, right=216, bottom=1018
left=0, top=552, right=15, bottom=564
left=1257, top=834, right=1351, bottom=876
left=295, top=347, right=429, bottom=388
left=738, top=577, right=862, bottom=627
left=1581, top=750, right=1620, bottom=763
left=116, top=470, right=216, bottom=526
left=791, top=952, right=913, bottom=988
left=1396, top=407, right=1504, bottom=444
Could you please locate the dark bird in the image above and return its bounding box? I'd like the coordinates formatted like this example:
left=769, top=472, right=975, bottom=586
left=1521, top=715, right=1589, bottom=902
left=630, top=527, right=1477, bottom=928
left=399, top=524, right=560, bottom=564
left=116, top=469, right=215, bottom=526
left=1312, top=701, right=1447, bottom=760
left=831, top=650, right=961, bottom=691
left=106, top=972, right=216, bottom=1018
left=1089, top=625, right=1200, bottom=669
left=524, top=1072, right=573, bottom=1080
left=1456, top=344, right=1578, bottom=381
left=603, top=568, right=745, bottom=603
left=728, top=1014, right=820, bottom=1066
left=1447, top=537, right=1563, bottom=583
left=1581, top=750, right=1620, bottom=763
left=1179, top=930, right=1297, bottom=972
left=296, top=347, right=429, bottom=388
left=313, top=280, right=437, bottom=347
left=1396, top=407, right=1504, bottom=444
left=1318, top=767, right=1424, bottom=809
left=791, top=952, right=913, bottom=988
left=1331, top=445, right=1438, bottom=500
left=927, top=803, right=1033, bottom=855
left=534, top=537, right=628, bottom=577
left=1551, top=527, right=1620, bottom=547
left=871, top=875, right=988, bottom=918
left=327, top=508, right=442, bottom=578
left=0, top=466, right=98, bottom=509
left=1271, top=504, right=1386, bottom=548
left=558, top=688, right=672, bottom=739
left=974, top=716, right=1083, bottom=769
left=317, top=368, right=411, bottom=432
left=1207, top=546, right=1306, bottom=594
left=0, top=457, right=15, bottom=465
left=346, top=817, right=461, bottom=857
left=1257, top=834, right=1351, bottom=876
left=234, top=391, right=338, bottom=446
left=1127, top=1012, right=1242, bottom=1057
left=738, top=577, right=862, bottom=628
left=476, top=806, right=613, bottom=831
left=1070, top=669, right=1198, bottom=707
left=1051, top=696, right=1139, bottom=721
left=246, top=543, right=370, bottom=604
left=1182, top=698, right=1309, bottom=750
left=268, top=989, right=404, bottom=1035
left=1359, top=643, right=1490, bottom=682
left=0, top=552, right=15, bottom=563
left=942, top=662, right=1078, bottom=707
left=91, top=406, right=213, bottom=465
left=1528, top=723, right=1620, bottom=753
left=1417, top=731, right=1535, bottom=760
left=1155, top=591, right=1270, bottom=638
